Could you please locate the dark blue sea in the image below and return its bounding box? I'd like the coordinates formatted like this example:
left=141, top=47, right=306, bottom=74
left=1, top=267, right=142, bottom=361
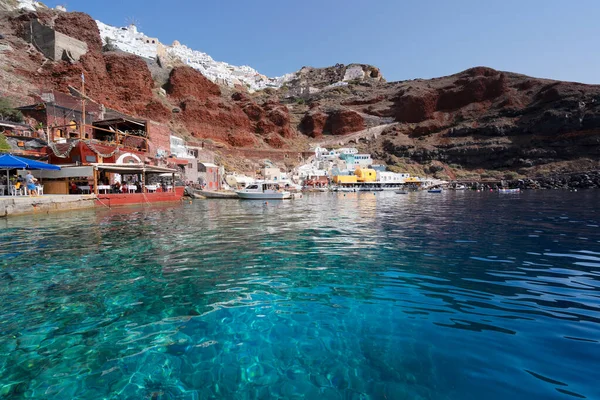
left=0, top=190, right=599, bottom=399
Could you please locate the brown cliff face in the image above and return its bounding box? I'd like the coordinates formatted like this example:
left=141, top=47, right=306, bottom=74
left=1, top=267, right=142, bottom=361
left=371, top=69, right=600, bottom=176
left=165, top=66, right=221, bottom=100
left=53, top=12, right=103, bottom=52
left=300, top=110, right=328, bottom=138
left=231, top=93, right=295, bottom=141
left=327, top=109, right=366, bottom=135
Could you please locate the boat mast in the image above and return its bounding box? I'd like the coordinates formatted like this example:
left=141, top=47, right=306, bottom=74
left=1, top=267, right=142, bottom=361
left=80, top=73, right=85, bottom=139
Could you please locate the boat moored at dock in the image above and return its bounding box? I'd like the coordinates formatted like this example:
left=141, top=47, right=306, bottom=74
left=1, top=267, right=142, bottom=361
left=236, top=182, right=291, bottom=200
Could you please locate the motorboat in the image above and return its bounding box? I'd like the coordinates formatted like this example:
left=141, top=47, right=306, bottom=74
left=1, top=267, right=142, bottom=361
left=454, top=184, right=467, bottom=190
left=395, top=190, right=408, bottom=194
left=236, top=182, right=291, bottom=200
left=427, top=188, right=443, bottom=193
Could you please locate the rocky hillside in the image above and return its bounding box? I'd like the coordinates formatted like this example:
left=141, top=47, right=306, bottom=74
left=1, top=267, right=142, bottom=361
left=285, top=67, right=600, bottom=179
left=0, top=2, right=599, bottom=178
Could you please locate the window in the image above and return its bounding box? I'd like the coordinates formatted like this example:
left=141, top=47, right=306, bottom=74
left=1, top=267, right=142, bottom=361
left=85, top=155, right=96, bottom=163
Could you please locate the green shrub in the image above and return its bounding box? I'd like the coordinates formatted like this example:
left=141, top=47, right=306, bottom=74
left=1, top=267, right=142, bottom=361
left=0, top=98, right=23, bottom=123
left=0, top=134, right=11, bottom=152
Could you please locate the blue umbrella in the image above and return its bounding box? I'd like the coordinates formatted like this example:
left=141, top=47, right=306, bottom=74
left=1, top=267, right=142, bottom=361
left=0, top=154, right=61, bottom=170
left=0, top=154, right=60, bottom=195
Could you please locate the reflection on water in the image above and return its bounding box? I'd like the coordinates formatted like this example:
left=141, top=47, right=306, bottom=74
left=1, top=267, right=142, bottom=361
left=0, top=191, right=599, bottom=399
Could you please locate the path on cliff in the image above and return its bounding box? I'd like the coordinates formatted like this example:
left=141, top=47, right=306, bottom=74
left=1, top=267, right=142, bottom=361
left=315, top=123, right=398, bottom=148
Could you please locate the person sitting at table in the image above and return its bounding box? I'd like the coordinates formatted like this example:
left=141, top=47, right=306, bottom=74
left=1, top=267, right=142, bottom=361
left=69, top=181, right=77, bottom=194
left=112, top=181, right=121, bottom=193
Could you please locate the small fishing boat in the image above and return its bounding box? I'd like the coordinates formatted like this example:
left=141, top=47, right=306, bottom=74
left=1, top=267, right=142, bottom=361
left=193, top=189, right=238, bottom=199
left=427, top=188, right=443, bottom=193
left=498, top=188, right=520, bottom=193
left=454, top=184, right=467, bottom=190
left=236, top=182, right=291, bottom=200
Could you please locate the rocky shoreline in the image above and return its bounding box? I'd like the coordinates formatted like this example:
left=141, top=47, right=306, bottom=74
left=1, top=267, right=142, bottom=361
left=511, top=170, right=600, bottom=190
left=458, top=170, right=600, bottom=190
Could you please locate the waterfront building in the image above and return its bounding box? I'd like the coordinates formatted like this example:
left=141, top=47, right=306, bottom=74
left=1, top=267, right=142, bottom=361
left=262, top=167, right=282, bottom=181
left=355, top=168, right=377, bottom=182
left=198, top=162, right=221, bottom=190
left=377, top=171, right=410, bottom=183
left=170, top=135, right=199, bottom=184
left=339, top=153, right=373, bottom=170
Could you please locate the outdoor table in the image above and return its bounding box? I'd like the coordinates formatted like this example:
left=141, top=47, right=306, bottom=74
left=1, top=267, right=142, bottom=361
left=78, top=185, right=91, bottom=194
left=126, top=185, right=137, bottom=193
left=166, top=185, right=173, bottom=192
left=145, top=184, right=158, bottom=193
left=97, top=185, right=111, bottom=194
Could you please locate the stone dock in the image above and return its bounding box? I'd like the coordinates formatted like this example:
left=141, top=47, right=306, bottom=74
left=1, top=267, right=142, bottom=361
left=0, top=195, right=96, bottom=217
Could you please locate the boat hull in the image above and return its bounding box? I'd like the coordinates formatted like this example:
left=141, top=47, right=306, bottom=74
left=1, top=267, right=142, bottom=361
left=193, top=189, right=238, bottom=199
left=236, top=191, right=291, bottom=200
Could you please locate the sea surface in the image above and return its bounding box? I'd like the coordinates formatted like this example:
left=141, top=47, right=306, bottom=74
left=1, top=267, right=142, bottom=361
left=0, top=190, right=599, bottom=399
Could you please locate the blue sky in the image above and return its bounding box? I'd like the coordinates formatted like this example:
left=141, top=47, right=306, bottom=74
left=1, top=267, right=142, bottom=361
left=46, top=0, right=600, bottom=83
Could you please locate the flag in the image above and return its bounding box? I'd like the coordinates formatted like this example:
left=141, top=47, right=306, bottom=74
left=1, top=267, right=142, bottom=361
left=81, top=73, right=85, bottom=83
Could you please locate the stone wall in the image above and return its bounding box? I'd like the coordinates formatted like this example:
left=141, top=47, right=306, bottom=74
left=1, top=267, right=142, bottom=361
left=54, top=30, right=88, bottom=61
left=25, top=19, right=88, bottom=61
left=0, top=195, right=96, bottom=217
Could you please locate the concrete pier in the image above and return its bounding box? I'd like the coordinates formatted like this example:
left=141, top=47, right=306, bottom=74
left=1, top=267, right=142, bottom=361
left=0, top=195, right=96, bottom=217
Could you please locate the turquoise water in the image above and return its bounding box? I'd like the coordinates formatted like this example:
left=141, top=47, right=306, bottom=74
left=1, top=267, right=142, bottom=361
left=0, top=191, right=599, bottom=399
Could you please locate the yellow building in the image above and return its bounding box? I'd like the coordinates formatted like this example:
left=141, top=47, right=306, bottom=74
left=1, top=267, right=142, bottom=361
left=333, top=175, right=357, bottom=184
left=355, top=168, right=377, bottom=182
left=405, top=177, right=423, bottom=185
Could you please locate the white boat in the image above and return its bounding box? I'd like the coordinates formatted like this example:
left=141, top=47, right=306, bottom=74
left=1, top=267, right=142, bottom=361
left=498, top=188, right=520, bottom=193
left=236, top=182, right=291, bottom=200
left=454, top=184, right=467, bottom=190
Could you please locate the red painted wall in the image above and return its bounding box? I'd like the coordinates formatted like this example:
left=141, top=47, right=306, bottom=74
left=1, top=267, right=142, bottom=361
left=147, top=121, right=171, bottom=157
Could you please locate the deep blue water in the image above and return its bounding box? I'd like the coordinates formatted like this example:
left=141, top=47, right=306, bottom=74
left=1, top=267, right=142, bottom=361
left=0, top=191, right=599, bottom=399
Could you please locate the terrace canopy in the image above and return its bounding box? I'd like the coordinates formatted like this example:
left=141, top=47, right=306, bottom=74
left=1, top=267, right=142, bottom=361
left=90, top=163, right=177, bottom=174
left=89, top=163, right=179, bottom=195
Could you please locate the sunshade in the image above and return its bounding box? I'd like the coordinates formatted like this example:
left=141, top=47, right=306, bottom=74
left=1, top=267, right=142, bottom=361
left=0, top=154, right=61, bottom=170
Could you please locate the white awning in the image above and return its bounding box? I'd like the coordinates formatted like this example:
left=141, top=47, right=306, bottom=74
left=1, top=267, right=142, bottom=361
left=90, top=163, right=178, bottom=174
left=19, top=166, right=93, bottom=179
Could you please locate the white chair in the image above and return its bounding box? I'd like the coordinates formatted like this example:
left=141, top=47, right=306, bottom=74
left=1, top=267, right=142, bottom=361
left=10, top=185, right=24, bottom=196
left=36, top=185, right=44, bottom=196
